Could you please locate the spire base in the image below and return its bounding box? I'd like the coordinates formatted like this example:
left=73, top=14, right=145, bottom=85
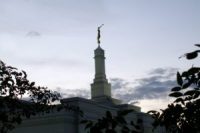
left=91, top=81, right=111, bottom=99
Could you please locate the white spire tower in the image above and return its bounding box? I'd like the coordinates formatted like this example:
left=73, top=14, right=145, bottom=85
left=91, top=45, right=111, bottom=99
left=91, top=25, right=112, bottom=100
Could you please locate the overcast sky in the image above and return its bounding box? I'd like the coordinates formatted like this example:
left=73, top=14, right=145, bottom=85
left=0, top=0, right=200, bottom=112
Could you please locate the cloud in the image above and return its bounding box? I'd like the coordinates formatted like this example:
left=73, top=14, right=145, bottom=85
left=52, top=67, right=178, bottom=112
left=55, top=67, right=178, bottom=104
left=111, top=67, right=178, bottom=103
left=56, top=87, right=90, bottom=99
left=110, top=78, right=129, bottom=90
left=26, top=31, right=41, bottom=37
left=133, top=79, right=176, bottom=99
left=148, top=67, right=178, bottom=78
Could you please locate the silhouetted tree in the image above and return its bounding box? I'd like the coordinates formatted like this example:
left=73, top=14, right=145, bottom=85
left=148, top=44, right=200, bottom=133
left=0, top=60, right=61, bottom=133
left=81, top=110, right=143, bottom=133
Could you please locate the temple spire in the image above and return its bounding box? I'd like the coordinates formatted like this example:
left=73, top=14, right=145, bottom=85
left=91, top=25, right=111, bottom=99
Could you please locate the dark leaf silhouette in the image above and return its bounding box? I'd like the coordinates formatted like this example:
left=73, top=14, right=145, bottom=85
left=174, top=98, right=184, bottom=105
left=169, top=92, right=183, bottom=97
left=0, top=60, right=61, bottom=133
left=149, top=44, right=200, bottom=133
left=106, top=111, right=112, bottom=119
left=185, top=51, right=199, bottom=60
left=182, top=81, right=192, bottom=89
left=195, top=44, right=200, bottom=47
left=184, top=90, right=198, bottom=96
left=177, top=72, right=183, bottom=86
left=187, top=67, right=200, bottom=75
left=171, top=87, right=181, bottom=91
left=81, top=110, right=142, bottom=133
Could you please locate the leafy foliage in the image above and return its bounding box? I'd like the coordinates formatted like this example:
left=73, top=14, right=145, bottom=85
left=81, top=110, right=143, bottom=133
left=148, top=45, right=200, bottom=133
left=0, top=60, right=61, bottom=133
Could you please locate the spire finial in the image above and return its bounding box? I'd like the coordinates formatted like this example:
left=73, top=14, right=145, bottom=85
left=97, top=24, right=104, bottom=46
